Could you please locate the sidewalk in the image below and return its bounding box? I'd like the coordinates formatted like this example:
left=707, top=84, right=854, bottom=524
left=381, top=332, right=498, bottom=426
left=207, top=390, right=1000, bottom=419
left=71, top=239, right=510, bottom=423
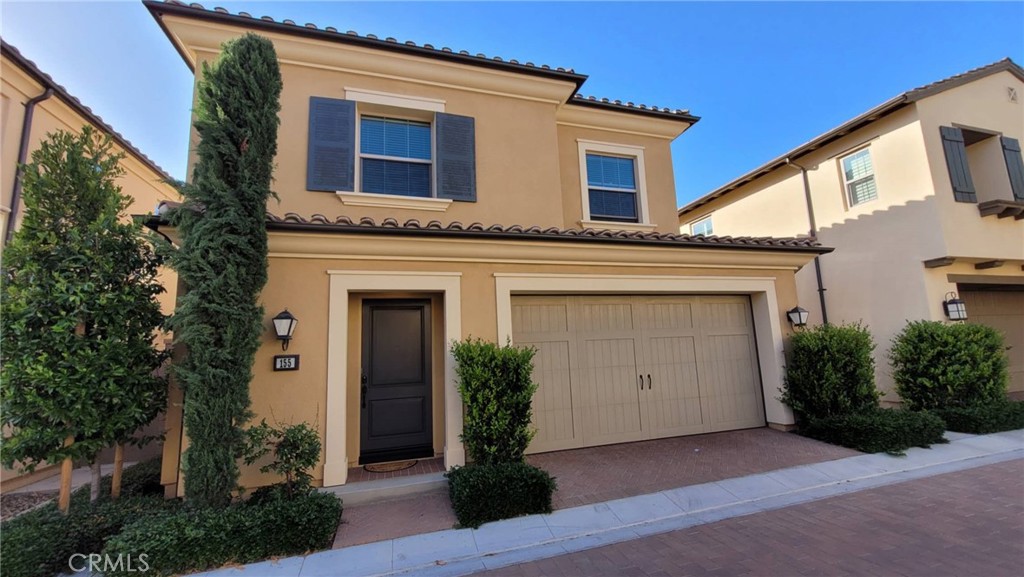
left=194, top=430, right=1024, bottom=577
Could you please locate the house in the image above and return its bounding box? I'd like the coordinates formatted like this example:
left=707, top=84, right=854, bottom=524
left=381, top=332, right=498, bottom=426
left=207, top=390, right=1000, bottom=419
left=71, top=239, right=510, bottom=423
left=678, top=59, right=1024, bottom=402
left=0, top=39, right=180, bottom=490
left=145, top=0, right=831, bottom=496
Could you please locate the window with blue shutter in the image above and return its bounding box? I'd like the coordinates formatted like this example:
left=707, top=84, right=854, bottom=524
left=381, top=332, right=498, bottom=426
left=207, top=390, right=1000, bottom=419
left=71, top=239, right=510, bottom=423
left=359, top=117, right=432, bottom=197
left=586, top=154, right=639, bottom=222
left=307, top=97, right=355, bottom=192
left=940, top=126, right=977, bottom=203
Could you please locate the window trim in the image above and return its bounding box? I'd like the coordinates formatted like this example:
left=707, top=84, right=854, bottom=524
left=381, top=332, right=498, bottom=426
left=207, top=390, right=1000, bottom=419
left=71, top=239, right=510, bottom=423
left=577, top=139, right=652, bottom=226
left=839, top=146, right=879, bottom=208
left=689, top=215, right=713, bottom=236
left=355, top=112, right=436, bottom=199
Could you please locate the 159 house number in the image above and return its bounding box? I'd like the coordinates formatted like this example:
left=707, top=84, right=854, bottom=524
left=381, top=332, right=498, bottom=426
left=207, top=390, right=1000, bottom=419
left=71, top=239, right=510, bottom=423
left=273, top=355, right=299, bottom=371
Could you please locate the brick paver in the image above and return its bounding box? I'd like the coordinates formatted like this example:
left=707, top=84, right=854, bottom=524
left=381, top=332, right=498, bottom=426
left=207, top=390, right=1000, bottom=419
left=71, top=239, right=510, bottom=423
left=476, top=459, right=1024, bottom=577
left=332, top=428, right=856, bottom=548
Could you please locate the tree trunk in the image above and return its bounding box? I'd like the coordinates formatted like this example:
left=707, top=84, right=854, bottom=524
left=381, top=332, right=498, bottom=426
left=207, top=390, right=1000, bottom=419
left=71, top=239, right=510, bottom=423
left=90, top=460, right=101, bottom=502
left=58, top=435, right=74, bottom=514
left=111, top=443, right=124, bottom=499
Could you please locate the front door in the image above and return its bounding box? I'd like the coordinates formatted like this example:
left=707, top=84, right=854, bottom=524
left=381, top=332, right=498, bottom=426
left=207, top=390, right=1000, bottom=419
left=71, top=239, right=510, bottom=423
left=360, top=299, right=433, bottom=464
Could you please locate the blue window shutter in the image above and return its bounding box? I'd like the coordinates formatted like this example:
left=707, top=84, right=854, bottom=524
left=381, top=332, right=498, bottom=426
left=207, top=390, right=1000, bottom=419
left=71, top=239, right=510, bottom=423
left=1000, top=136, right=1024, bottom=202
left=940, top=126, right=976, bottom=203
left=307, top=97, right=355, bottom=192
left=436, top=113, right=476, bottom=202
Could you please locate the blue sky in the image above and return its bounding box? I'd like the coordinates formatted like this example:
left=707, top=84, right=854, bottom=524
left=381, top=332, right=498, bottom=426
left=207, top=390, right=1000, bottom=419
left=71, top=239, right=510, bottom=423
left=2, top=1, right=1022, bottom=206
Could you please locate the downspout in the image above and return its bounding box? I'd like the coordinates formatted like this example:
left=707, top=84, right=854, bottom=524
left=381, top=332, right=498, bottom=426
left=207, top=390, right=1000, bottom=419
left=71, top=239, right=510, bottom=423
left=5, top=88, right=55, bottom=244
left=785, top=158, right=829, bottom=324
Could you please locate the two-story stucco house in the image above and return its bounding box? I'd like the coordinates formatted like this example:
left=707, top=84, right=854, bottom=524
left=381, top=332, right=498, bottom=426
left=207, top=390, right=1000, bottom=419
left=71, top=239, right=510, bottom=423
left=145, top=0, right=832, bottom=496
left=0, top=39, right=180, bottom=490
left=678, top=59, right=1024, bottom=403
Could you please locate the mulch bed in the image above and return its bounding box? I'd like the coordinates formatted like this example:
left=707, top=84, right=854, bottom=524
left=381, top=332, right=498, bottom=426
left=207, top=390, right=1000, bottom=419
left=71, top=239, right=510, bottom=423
left=1, top=490, right=57, bottom=521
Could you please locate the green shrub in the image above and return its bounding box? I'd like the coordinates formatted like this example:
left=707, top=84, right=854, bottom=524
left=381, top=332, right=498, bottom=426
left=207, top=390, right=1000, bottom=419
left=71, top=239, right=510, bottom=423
left=452, top=338, right=539, bottom=465
left=933, top=400, right=1024, bottom=434
left=780, top=323, right=880, bottom=423
left=801, top=409, right=947, bottom=455
left=447, top=463, right=556, bottom=529
left=244, top=420, right=321, bottom=498
left=103, top=492, right=342, bottom=577
left=890, top=321, right=1009, bottom=411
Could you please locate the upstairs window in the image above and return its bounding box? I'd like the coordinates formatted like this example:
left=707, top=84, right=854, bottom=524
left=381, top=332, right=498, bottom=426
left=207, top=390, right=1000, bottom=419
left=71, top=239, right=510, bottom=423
left=841, top=148, right=878, bottom=207
left=586, top=154, right=639, bottom=222
left=689, top=215, right=713, bottom=236
left=359, top=117, right=432, bottom=197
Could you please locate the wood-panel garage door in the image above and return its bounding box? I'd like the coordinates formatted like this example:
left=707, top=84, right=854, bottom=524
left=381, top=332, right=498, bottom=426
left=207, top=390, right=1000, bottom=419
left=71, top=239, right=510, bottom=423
left=512, top=295, right=764, bottom=454
left=961, top=290, right=1024, bottom=396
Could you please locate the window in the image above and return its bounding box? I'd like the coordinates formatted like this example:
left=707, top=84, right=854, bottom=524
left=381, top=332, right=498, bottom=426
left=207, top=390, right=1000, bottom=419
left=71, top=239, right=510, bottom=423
left=841, top=148, right=878, bottom=207
left=586, top=154, right=638, bottom=222
left=359, top=116, right=432, bottom=197
left=577, top=140, right=650, bottom=228
left=690, top=216, right=713, bottom=236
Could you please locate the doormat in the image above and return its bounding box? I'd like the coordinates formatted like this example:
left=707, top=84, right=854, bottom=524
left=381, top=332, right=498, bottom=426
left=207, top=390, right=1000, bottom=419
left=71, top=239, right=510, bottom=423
left=364, top=460, right=417, bottom=473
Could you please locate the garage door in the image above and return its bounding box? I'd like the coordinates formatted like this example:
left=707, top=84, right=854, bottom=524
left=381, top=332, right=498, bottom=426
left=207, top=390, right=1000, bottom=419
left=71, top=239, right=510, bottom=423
left=961, top=290, right=1024, bottom=397
left=512, top=295, right=764, bottom=454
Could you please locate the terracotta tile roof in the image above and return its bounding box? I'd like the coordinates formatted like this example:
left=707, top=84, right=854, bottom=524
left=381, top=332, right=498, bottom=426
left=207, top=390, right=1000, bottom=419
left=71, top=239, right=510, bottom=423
left=679, top=57, right=1024, bottom=217
left=259, top=212, right=827, bottom=252
left=144, top=1, right=696, bottom=124
left=0, top=39, right=175, bottom=183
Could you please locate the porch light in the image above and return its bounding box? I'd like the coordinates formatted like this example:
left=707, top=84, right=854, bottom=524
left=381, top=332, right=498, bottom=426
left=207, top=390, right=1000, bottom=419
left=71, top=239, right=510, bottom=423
left=943, top=292, right=968, bottom=321
left=786, top=306, right=810, bottom=328
left=272, top=309, right=298, bottom=350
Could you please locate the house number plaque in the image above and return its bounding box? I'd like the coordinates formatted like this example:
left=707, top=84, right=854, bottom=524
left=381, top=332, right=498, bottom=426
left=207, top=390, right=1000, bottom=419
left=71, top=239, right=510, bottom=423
left=273, top=355, right=300, bottom=371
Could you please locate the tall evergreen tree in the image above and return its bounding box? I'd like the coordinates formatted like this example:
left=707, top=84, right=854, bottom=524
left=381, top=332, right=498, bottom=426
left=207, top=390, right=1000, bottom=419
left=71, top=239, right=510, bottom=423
left=170, top=33, right=282, bottom=507
left=1, top=127, right=167, bottom=513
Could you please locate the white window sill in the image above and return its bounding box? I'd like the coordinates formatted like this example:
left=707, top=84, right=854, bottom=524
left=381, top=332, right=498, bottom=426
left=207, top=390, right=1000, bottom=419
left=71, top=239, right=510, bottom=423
left=336, top=191, right=453, bottom=212
left=579, top=220, right=658, bottom=232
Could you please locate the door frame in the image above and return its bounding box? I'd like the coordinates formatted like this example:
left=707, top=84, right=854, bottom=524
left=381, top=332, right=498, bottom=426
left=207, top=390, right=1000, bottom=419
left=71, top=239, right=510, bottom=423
left=359, top=298, right=433, bottom=464
left=495, top=273, right=793, bottom=428
left=325, top=271, right=463, bottom=487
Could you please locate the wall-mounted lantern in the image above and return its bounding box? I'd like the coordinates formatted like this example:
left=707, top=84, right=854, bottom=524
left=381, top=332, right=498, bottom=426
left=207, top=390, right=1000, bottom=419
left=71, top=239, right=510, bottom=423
left=272, top=309, right=298, bottom=350
left=943, top=292, right=968, bottom=321
left=786, top=306, right=810, bottom=328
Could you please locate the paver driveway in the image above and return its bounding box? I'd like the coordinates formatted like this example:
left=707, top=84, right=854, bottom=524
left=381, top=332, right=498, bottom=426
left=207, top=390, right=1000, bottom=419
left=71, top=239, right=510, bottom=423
left=474, top=459, right=1024, bottom=577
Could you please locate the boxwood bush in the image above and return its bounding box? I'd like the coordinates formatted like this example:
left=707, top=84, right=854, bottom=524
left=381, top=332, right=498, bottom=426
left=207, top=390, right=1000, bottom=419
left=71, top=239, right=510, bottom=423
left=447, top=463, right=556, bottom=529
left=891, top=321, right=1009, bottom=411
left=102, top=492, right=342, bottom=577
left=933, top=400, right=1024, bottom=434
left=801, top=409, right=946, bottom=455
left=780, top=323, right=880, bottom=423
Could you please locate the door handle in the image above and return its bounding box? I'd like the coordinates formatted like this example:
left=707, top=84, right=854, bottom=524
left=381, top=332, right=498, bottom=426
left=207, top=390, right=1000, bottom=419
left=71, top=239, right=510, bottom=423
left=647, top=374, right=652, bottom=390
left=638, top=374, right=643, bottom=391
left=361, top=385, right=367, bottom=409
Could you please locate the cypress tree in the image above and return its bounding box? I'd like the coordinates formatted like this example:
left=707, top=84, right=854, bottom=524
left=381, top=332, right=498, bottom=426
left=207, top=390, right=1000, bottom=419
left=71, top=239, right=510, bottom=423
left=1, top=126, right=167, bottom=513
left=170, top=33, right=282, bottom=507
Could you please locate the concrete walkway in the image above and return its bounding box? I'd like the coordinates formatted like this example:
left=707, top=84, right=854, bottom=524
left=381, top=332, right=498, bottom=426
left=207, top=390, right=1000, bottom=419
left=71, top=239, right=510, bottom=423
left=194, top=430, right=1024, bottom=577
left=7, top=462, right=134, bottom=494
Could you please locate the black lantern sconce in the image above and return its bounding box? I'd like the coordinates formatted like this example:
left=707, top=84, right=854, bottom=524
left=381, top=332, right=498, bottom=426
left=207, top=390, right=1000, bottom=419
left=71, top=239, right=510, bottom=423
left=786, top=306, right=810, bottom=328
left=272, top=309, right=298, bottom=350
left=943, top=292, right=968, bottom=321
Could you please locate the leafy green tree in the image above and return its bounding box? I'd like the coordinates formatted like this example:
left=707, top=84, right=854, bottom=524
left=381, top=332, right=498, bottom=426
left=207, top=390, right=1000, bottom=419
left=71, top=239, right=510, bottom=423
left=1, top=127, right=167, bottom=513
left=169, top=33, right=282, bottom=507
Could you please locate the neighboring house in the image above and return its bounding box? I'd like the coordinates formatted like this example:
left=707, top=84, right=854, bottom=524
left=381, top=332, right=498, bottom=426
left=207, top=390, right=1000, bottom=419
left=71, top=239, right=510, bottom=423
left=678, top=59, right=1024, bottom=402
left=146, top=0, right=830, bottom=496
left=0, top=40, right=180, bottom=490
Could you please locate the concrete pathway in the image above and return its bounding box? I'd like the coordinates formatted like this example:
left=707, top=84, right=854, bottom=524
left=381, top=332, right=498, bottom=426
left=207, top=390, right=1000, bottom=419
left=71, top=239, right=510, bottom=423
left=7, top=462, right=134, bottom=494
left=193, top=430, right=1023, bottom=577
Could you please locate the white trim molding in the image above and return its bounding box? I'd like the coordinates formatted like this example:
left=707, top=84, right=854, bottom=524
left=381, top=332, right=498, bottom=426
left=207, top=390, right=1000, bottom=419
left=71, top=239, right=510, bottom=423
left=493, top=273, right=794, bottom=427
left=336, top=191, right=453, bottom=212
left=577, top=139, right=650, bottom=225
left=344, top=87, right=446, bottom=112
left=324, top=271, right=464, bottom=487
left=579, top=220, right=657, bottom=233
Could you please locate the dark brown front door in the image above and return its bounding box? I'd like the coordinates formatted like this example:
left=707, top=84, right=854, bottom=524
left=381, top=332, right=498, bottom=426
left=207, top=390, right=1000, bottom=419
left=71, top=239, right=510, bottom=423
left=360, top=299, right=433, bottom=464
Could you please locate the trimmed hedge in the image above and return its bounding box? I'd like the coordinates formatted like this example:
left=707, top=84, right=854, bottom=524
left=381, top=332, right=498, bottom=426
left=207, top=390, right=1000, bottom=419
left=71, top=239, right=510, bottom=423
left=801, top=409, right=947, bottom=455
left=780, top=323, right=880, bottom=423
left=891, top=321, right=1009, bottom=411
left=933, top=400, right=1024, bottom=434
left=447, top=463, right=556, bottom=529
left=102, top=492, right=342, bottom=577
